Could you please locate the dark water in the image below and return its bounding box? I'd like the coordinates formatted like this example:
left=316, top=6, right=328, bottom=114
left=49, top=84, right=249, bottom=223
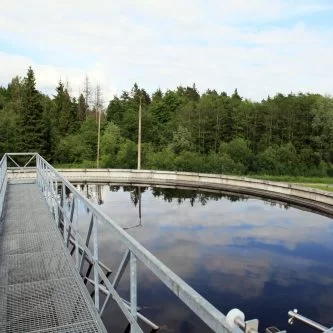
left=76, top=184, right=333, bottom=333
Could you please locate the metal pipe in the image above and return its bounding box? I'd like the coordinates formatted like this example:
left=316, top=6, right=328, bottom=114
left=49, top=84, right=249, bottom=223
left=130, top=251, right=138, bottom=332
left=93, top=219, right=100, bottom=311
left=234, top=318, right=245, bottom=330
left=235, top=318, right=259, bottom=333
left=288, top=310, right=328, bottom=332
left=6, top=152, right=38, bottom=155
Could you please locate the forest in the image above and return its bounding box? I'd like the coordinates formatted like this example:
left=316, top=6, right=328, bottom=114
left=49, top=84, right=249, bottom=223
left=1, top=67, right=333, bottom=177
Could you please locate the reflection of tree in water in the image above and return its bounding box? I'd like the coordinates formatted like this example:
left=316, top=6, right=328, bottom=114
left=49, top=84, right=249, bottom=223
left=79, top=184, right=247, bottom=207
left=152, top=187, right=244, bottom=206
left=263, top=200, right=290, bottom=210
left=76, top=184, right=104, bottom=205
left=109, top=185, right=120, bottom=192
left=118, top=186, right=148, bottom=230
left=73, top=184, right=320, bottom=219
left=122, top=186, right=148, bottom=207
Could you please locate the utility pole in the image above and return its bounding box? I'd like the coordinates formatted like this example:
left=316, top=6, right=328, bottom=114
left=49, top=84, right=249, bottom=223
left=97, top=106, right=101, bottom=168
left=95, top=84, right=103, bottom=168
left=137, top=96, right=142, bottom=170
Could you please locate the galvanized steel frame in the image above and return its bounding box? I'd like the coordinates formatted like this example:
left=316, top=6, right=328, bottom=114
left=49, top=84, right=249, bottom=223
left=0, top=154, right=8, bottom=220
left=1, top=152, right=38, bottom=219
left=3, top=153, right=237, bottom=333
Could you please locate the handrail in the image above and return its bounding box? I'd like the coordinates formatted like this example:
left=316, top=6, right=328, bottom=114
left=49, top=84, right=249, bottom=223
left=1, top=152, right=39, bottom=219
left=3, top=152, right=331, bottom=332
left=34, top=154, right=238, bottom=333
left=0, top=154, right=7, bottom=219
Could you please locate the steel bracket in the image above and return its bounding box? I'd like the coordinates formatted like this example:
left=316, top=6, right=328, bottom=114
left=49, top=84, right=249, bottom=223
left=245, top=319, right=259, bottom=333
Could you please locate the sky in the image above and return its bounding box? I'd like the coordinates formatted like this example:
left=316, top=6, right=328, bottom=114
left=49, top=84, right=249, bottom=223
left=1, top=0, right=333, bottom=103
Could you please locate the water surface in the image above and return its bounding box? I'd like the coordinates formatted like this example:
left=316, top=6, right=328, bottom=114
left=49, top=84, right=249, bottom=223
left=76, top=184, right=333, bottom=333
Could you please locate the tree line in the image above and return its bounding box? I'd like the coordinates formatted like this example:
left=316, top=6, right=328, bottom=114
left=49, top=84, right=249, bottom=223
left=1, top=67, right=333, bottom=177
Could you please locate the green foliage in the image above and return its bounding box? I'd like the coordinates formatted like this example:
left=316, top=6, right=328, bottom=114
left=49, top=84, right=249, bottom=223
left=20, top=67, right=49, bottom=155
left=77, top=94, right=87, bottom=122
left=0, top=108, right=20, bottom=153
left=55, top=134, right=86, bottom=163
left=116, top=139, right=137, bottom=169
left=145, top=147, right=176, bottom=170
left=1, top=67, right=333, bottom=178
left=171, top=125, right=193, bottom=153
left=78, top=117, right=98, bottom=161
left=100, top=122, right=122, bottom=167
left=220, top=138, right=251, bottom=167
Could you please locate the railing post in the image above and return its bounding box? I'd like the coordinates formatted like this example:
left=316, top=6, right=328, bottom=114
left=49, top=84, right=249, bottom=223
left=66, top=196, right=75, bottom=247
left=79, top=214, right=94, bottom=275
left=74, top=196, right=79, bottom=269
left=130, top=251, right=138, bottom=333
left=0, top=154, right=7, bottom=219
left=37, top=155, right=41, bottom=187
left=48, top=168, right=52, bottom=209
left=53, top=177, right=59, bottom=226
left=62, top=182, right=67, bottom=240
left=93, top=218, right=100, bottom=311
left=46, top=166, right=51, bottom=208
left=36, top=155, right=39, bottom=186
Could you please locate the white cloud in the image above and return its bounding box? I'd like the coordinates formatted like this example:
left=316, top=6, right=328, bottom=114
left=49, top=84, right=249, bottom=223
left=0, top=0, right=332, bottom=101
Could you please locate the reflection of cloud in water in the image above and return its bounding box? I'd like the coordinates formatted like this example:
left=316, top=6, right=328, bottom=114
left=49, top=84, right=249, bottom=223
left=93, top=185, right=333, bottom=287
left=93, top=188, right=333, bottom=250
left=77, top=185, right=333, bottom=331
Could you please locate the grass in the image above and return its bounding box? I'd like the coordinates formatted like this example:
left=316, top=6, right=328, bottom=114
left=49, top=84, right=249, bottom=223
left=298, top=184, right=333, bottom=192
left=248, top=174, right=333, bottom=184
left=248, top=175, right=333, bottom=192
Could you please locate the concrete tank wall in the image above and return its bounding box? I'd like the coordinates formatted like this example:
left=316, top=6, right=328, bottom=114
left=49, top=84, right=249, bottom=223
left=7, top=168, right=333, bottom=215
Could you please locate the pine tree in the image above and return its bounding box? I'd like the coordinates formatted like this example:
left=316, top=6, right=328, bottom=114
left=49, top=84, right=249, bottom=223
left=54, top=81, right=72, bottom=136
left=69, top=97, right=80, bottom=134
left=20, top=67, right=48, bottom=154
left=77, top=94, right=87, bottom=122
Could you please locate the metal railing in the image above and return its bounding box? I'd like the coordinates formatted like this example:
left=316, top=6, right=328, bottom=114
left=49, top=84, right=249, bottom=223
left=288, top=309, right=332, bottom=332
left=0, top=154, right=8, bottom=219
left=30, top=153, right=239, bottom=333
left=5, top=153, right=330, bottom=333
left=1, top=152, right=38, bottom=219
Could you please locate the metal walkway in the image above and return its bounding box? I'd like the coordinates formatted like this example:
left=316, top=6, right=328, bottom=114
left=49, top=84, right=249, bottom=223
left=0, top=154, right=330, bottom=333
left=0, top=183, right=106, bottom=333
left=0, top=153, right=250, bottom=333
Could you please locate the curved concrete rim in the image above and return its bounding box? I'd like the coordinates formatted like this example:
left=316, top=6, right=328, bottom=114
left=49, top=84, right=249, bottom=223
left=61, top=169, right=333, bottom=217
left=8, top=168, right=333, bottom=217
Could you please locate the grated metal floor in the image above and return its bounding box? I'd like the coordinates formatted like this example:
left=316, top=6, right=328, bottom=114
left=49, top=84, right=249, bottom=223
left=0, top=184, right=107, bottom=333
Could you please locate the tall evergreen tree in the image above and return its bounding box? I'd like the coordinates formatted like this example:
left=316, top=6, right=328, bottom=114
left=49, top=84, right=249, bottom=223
left=53, top=81, right=72, bottom=136
left=77, top=94, right=87, bottom=122
left=20, top=67, right=48, bottom=154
